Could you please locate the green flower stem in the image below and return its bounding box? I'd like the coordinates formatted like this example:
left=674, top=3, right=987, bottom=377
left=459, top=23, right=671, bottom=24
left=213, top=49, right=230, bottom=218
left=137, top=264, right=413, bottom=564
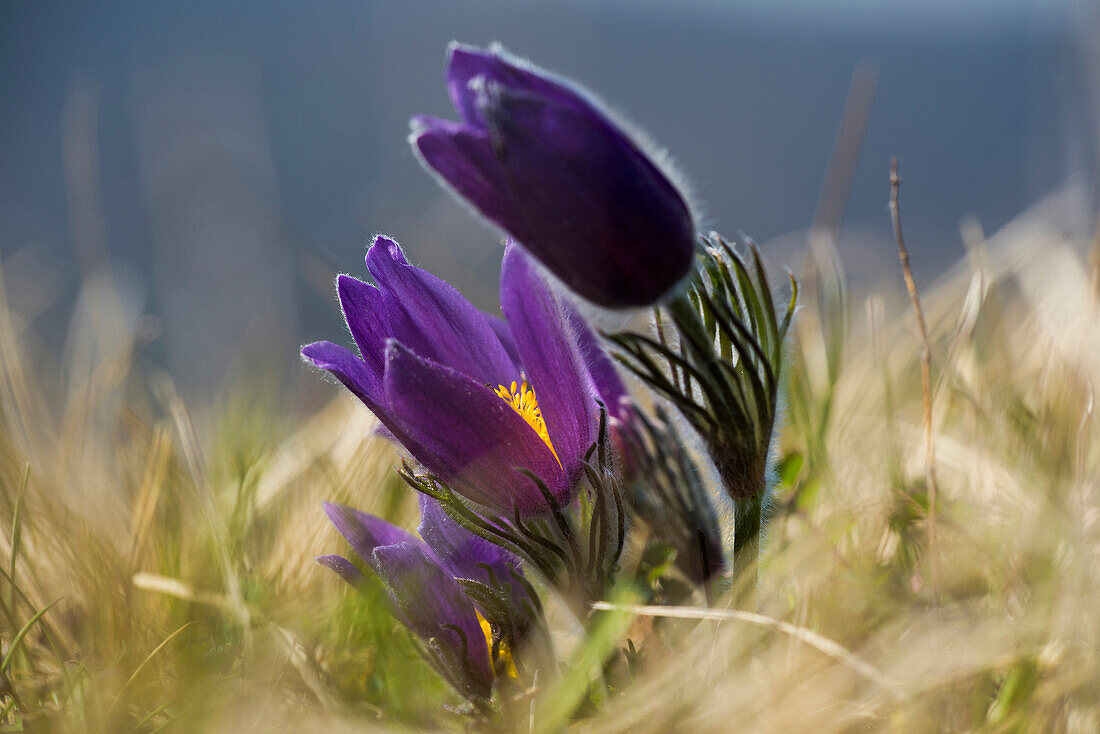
left=730, top=489, right=767, bottom=610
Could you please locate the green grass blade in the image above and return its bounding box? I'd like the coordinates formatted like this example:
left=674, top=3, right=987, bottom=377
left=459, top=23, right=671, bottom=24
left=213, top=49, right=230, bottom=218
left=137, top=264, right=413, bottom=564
left=0, top=598, right=60, bottom=674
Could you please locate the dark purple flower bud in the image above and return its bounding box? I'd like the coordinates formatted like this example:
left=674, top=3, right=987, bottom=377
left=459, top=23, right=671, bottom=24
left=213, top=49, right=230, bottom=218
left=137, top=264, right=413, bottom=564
left=317, top=502, right=498, bottom=697
left=411, top=43, right=697, bottom=308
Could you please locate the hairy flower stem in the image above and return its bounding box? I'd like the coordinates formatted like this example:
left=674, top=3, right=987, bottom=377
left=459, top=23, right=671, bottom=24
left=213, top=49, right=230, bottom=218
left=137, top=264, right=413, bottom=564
left=665, top=290, right=774, bottom=608
left=730, top=489, right=769, bottom=610
left=611, top=239, right=792, bottom=609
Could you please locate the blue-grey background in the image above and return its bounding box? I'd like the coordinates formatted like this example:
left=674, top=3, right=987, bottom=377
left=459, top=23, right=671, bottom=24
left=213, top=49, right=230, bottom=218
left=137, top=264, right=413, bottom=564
left=0, top=0, right=1094, bottom=395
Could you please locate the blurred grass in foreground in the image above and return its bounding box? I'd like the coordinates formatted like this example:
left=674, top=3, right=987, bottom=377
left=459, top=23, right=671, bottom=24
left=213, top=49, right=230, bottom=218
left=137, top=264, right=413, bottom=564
left=1, top=192, right=1099, bottom=732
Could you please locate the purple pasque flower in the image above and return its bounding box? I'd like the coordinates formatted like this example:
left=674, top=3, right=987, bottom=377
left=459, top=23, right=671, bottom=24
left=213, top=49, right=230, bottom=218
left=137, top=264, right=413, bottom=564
left=410, top=43, right=696, bottom=309
left=317, top=500, right=492, bottom=697
left=302, top=235, right=624, bottom=516
left=319, top=497, right=534, bottom=695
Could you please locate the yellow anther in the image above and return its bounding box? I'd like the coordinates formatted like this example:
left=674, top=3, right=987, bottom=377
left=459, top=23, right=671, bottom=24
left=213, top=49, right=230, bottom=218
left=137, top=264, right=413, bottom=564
left=495, top=379, right=562, bottom=469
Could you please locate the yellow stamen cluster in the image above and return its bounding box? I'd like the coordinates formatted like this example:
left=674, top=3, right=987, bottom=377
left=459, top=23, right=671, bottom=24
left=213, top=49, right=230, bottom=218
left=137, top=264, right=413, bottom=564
left=477, top=611, right=518, bottom=679
left=495, top=379, right=561, bottom=468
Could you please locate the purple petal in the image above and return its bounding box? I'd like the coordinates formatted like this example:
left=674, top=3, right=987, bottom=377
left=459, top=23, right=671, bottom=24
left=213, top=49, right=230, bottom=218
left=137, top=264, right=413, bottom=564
left=384, top=341, right=567, bottom=514
left=364, top=236, right=515, bottom=387
left=322, top=501, right=425, bottom=564
left=418, top=494, right=517, bottom=581
left=301, top=341, right=383, bottom=407
left=500, top=245, right=595, bottom=482
left=370, top=542, right=493, bottom=694
left=301, top=341, right=422, bottom=450
left=483, top=85, right=695, bottom=307
left=419, top=495, right=535, bottom=630
left=336, top=275, right=390, bottom=377
left=481, top=311, right=521, bottom=370
left=411, top=118, right=511, bottom=225
left=563, top=302, right=629, bottom=421
left=316, top=554, right=367, bottom=587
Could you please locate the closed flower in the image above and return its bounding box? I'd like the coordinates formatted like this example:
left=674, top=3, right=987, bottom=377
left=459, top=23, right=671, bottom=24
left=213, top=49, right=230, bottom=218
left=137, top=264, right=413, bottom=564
left=411, top=43, right=696, bottom=308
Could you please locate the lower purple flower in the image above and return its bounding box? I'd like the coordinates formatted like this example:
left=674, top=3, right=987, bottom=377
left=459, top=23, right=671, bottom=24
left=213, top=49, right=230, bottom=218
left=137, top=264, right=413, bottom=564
left=302, top=235, right=626, bottom=516
left=318, top=499, right=533, bottom=698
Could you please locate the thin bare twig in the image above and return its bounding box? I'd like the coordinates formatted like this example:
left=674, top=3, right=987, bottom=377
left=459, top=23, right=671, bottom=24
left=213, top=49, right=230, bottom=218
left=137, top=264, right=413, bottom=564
left=1090, top=216, right=1100, bottom=298
left=889, top=158, right=939, bottom=601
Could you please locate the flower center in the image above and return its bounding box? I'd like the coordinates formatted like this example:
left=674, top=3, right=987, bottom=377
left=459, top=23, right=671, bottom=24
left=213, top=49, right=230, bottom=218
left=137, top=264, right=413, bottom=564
left=495, top=379, right=561, bottom=468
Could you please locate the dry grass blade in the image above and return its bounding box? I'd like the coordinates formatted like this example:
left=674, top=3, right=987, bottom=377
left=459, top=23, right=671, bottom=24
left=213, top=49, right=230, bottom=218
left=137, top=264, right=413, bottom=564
left=813, top=61, right=878, bottom=239
left=131, top=573, right=247, bottom=620
left=106, top=622, right=200, bottom=716
left=7, top=464, right=29, bottom=612
left=591, top=601, right=899, bottom=695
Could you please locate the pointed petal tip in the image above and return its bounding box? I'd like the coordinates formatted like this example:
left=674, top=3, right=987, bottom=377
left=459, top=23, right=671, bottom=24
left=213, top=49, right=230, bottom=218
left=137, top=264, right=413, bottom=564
left=446, top=41, right=493, bottom=68
left=335, top=273, right=378, bottom=308
left=323, top=503, right=422, bottom=563
left=300, top=340, right=339, bottom=367
left=365, top=235, right=411, bottom=282
left=409, top=116, right=479, bottom=147
left=368, top=234, right=403, bottom=259
left=445, top=40, right=469, bottom=59
left=315, top=552, right=344, bottom=567
left=299, top=341, right=367, bottom=378
left=407, top=124, right=434, bottom=153
left=447, top=41, right=515, bottom=71
left=316, top=554, right=368, bottom=587
left=334, top=272, right=359, bottom=289
left=444, top=39, right=469, bottom=59
left=409, top=114, right=443, bottom=136
left=382, top=336, right=403, bottom=361
left=321, top=500, right=344, bottom=520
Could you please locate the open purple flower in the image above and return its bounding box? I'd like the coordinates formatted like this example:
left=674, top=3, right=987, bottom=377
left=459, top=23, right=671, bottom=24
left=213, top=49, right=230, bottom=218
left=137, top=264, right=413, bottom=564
left=411, top=43, right=697, bottom=309
left=302, top=236, right=626, bottom=516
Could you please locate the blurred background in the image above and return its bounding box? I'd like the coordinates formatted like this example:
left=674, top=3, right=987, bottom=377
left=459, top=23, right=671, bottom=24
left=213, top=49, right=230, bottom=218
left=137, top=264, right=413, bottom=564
left=0, top=0, right=1095, bottom=398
